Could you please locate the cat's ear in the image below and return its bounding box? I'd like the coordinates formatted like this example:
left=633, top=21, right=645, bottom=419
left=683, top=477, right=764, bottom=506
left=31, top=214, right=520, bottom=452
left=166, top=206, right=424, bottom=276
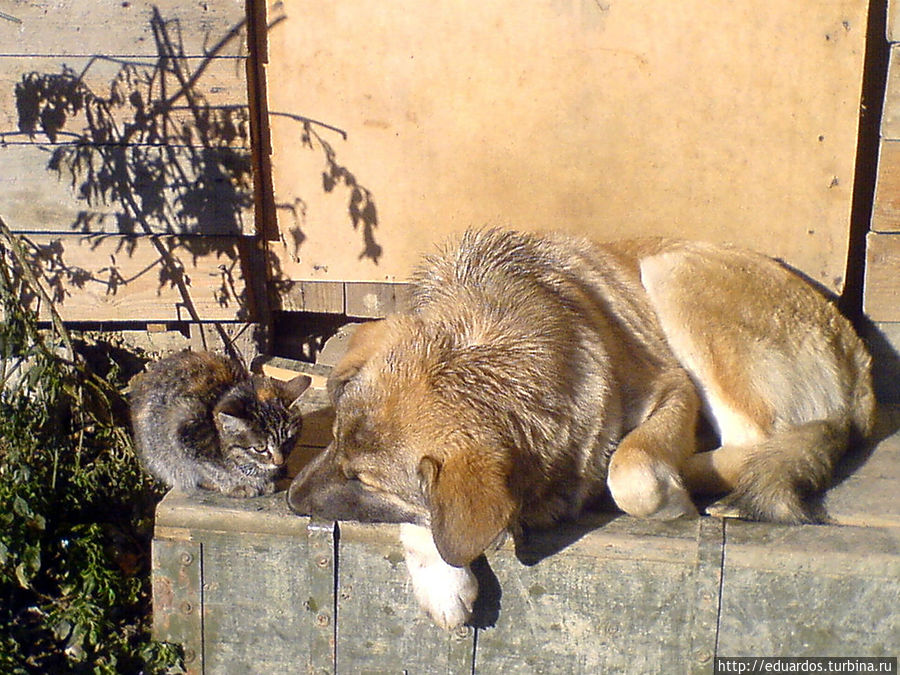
left=216, top=411, right=251, bottom=436
left=277, top=375, right=312, bottom=407
left=327, top=320, right=387, bottom=404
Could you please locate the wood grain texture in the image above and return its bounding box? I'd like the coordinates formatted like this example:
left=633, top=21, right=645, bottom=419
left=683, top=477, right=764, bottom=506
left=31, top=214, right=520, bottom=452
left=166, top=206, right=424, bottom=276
left=336, top=521, right=474, bottom=674
left=474, top=516, right=716, bottom=674
left=0, top=0, right=248, bottom=57
left=3, top=233, right=257, bottom=322
left=274, top=280, right=344, bottom=313
left=871, top=140, right=900, bottom=233
left=344, top=282, right=413, bottom=318
left=0, top=55, right=249, bottom=137
left=0, top=144, right=254, bottom=235
left=881, top=46, right=900, bottom=140
left=717, top=520, right=900, bottom=656
left=863, top=231, right=900, bottom=321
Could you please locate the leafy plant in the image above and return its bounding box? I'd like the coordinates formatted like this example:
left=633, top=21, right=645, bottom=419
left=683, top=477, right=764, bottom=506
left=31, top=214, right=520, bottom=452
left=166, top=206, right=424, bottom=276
left=0, top=215, right=182, bottom=673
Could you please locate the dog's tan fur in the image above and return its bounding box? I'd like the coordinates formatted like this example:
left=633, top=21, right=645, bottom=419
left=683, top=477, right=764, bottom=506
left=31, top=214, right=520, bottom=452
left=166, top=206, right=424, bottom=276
left=289, top=229, right=876, bottom=628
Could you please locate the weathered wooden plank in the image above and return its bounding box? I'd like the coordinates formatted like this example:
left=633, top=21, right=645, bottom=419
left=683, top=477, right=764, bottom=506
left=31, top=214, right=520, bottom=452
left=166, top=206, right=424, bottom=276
left=153, top=491, right=311, bottom=539
left=274, top=280, right=345, bottom=313
left=871, top=140, right=900, bottom=232
left=0, top=0, right=248, bottom=57
left=306, top=521, right=337, bottom=674
left=151, top=538, right=203, bottom=675
left=335, top=520, right=474, bottom=674
left=0, top=55, right=250, bottom=138
left=863, top=231, right=900, bottom=321
left=474, top=515, right=713, bottom=674
left=717, top=521, right=900, bottom=657
left=344, top=282, right=412, bottom=318
left=260, top=355, right=332, bottom=389
left=826, top=405, right=900, bottom=527
left=882, top=46, right=900, bottom=140
left=0, top=143, right=254, bottom=235
left=889, top=0, right=900, bottom=42
left=2, top=233, right=258, bottom=322
left=199, top=531, right=316, bottom=675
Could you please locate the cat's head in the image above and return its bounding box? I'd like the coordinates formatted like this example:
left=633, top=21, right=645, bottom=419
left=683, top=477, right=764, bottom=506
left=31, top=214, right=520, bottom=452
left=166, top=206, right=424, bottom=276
left=213, top=374, right=312, bottom=475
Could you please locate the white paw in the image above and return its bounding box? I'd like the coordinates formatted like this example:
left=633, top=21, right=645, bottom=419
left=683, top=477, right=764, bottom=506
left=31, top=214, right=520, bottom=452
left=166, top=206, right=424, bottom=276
left=607, top=453, right=698, bottom=520
left=400, top=524, right=478, bottom=630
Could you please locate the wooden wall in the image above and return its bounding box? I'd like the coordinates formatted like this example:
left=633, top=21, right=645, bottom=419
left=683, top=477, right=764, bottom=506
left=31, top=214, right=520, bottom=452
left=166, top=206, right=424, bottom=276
left=862, top=2, right=900, bottom=401
left=262, top=0, right=870, bottom=319
left=0, top=0, right=261, bottom=348
left=868, top=5, right=900, bottom=322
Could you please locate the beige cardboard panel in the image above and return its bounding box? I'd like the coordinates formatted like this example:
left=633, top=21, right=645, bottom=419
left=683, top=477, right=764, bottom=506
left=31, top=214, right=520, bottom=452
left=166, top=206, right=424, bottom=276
left=4, top=234, right=256, bottom=322
left=266, top=0, right=866, bottom=292
left=0, top=0, right=248, bottom=57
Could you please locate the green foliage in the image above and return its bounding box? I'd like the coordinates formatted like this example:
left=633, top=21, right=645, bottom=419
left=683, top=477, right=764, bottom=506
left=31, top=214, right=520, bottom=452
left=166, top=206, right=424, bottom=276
left=0, top=219, right=182, bottom=673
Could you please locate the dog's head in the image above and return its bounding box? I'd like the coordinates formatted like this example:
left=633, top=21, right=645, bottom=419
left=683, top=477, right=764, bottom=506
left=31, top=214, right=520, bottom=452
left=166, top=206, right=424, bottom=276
left=288, top=318, right=518, bottom=567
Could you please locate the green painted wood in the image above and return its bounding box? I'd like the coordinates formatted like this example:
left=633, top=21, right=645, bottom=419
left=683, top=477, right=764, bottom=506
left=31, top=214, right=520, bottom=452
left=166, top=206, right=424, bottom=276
left=335, top=521, right=474, bottom=675
left=717, top=521, right=900, bottom=657
left=307, top=520, right=337, bottom=675
left=473, top=515, right=716, bottom=674
left=151, top=538, right=203, bottom=674
left=151, top=412, right=900, bottom=673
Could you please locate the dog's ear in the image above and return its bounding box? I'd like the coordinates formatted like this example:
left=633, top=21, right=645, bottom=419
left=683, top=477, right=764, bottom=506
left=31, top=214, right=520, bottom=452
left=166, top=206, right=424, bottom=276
left=327, top=320, right=387, bottom=404
left=418, top=452, right=515, bottom=568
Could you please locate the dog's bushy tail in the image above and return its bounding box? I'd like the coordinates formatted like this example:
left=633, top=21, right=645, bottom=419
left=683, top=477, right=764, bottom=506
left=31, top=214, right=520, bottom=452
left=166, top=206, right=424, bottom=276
left=712, top=419, right=849, bottom=523
left=714, top=356, right=876, bottom=524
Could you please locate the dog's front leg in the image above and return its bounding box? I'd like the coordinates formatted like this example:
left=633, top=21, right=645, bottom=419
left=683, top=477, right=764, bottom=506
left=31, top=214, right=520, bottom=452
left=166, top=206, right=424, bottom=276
left=607, top=370, right=699, bottom=519
left=399, top=523, right=478, bottom=630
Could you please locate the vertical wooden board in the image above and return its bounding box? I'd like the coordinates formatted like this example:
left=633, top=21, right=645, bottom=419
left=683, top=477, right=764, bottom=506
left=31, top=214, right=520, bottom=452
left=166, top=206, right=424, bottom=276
left=890, top=0, right=900, bottom=42
left=199, top=531, right=316, bottom=675
left=336, top=521, right=474, bottom=674
left=266, top=0, right=868, bottom=294
left=0, top=0, right=249, bottom=56
left=473, top=516, right=710, bottom=674
left=717, top=521, right=900, bottom=657
left=151, top=538, right=204, bottom=674
left=863, top=231, right=900, bottom=321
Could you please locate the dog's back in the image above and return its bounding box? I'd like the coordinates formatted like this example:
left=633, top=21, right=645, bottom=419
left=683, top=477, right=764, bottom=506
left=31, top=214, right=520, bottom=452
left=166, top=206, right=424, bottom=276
left=412, top=229, right=876, bottom=523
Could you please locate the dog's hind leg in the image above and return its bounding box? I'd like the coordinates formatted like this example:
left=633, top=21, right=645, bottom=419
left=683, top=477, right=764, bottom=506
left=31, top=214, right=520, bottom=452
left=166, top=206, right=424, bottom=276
left=606, top=369, right=700, bottom=519
left=638, top=244, right=873, bottom=523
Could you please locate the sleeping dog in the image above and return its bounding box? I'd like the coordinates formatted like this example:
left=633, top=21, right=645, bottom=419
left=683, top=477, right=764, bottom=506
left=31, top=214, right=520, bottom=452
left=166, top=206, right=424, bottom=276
left=288, top=228, right=875, bottom=629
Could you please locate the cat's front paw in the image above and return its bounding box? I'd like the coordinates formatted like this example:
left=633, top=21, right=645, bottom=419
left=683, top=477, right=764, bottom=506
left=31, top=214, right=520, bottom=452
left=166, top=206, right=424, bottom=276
left=225, top=484, right=260, bottom=498
left=400, top=523, right=477, bottom=630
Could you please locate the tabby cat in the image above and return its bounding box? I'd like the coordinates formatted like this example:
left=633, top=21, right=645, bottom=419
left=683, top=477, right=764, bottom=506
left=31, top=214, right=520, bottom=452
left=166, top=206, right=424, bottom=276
left=129, top=350, right=311, bottom=497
